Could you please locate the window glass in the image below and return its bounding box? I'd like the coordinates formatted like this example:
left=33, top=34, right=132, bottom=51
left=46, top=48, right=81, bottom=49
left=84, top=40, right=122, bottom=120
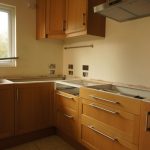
left=0, top=4, right=16, bottom=67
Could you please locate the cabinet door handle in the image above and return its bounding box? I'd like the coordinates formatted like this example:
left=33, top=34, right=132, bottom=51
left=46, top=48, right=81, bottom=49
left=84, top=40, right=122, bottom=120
left=63, top=20, right=66, bottom=32
left=16, top=88, right=19, bottom=102
left=89, top=95, right=120, bottom=105
left=89, top=103, right=119, bottom=115
left=88, top=125, right=118, bottom=142
left=146, top=112, right=150, bottom=131
left=64, top=114, right=74, bottom=119
left=57, top=93, right=74, bottom=100
left=83, top=13, right=86, bottom=26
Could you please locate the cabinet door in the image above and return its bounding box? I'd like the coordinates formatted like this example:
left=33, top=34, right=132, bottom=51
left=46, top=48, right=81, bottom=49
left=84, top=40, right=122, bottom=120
left=0, top=85, right=14, bottom=139
left=139, top=101, right=150, bottom=150
left=66, top=0, right=87, bottom=36
left=36, top=0, right=46, bottom=39
left=15, top=83, right=52, bottom=135
left=46, top=0, right=66, bottom=38
left=38, top=84, right=53, bottom=129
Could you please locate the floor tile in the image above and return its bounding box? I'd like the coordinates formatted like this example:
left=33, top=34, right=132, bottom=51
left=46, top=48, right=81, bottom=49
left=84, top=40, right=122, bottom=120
left=6, top=136, right=75, bottom=150
left=34, top=136, right=75, bottom=150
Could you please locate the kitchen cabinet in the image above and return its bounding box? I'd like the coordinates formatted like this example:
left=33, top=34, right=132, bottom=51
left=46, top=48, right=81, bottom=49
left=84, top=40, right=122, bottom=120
left=139, top=101, right=150, bottom=150
left=36, top=0, right=66, bottom=39
left=15, top=83, right=53, bottom=135
left=55, top=91, right=79, bottom=140
left=65, top=0, right=106, bottom=38
left=79, top=87, right=139, bottom=150
left=36, top=0, right=106, bottom=39
left=0, top=84, right=14, bottom=139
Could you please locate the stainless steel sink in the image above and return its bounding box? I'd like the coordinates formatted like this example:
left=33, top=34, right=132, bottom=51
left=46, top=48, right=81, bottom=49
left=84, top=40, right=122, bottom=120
left=88, top=84, right=150, bottom=99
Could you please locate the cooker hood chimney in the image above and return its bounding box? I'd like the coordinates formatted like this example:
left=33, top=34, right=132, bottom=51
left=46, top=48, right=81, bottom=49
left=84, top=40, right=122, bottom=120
left=94, top=0, right=150, bottom=22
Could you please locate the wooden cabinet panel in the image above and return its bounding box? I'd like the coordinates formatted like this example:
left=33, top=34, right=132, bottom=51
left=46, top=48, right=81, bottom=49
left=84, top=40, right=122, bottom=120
left=36, top=0, right=66, bottom=39
left=56, top=108, right=78, bottom=140
left=38, top=84, right=53, bottom=129
left=81, top=124, right=138, bottom=150
left=65, top=0, right=87, bottom=35
left=66, top=0, right=106, bottom=37
left=46, top=0, right=66, bottom=38
left=80, top=87, right=141, bottom=115
left=139, top=101, right=150, bottom=150
left=81, top=117, right=138, bottom=150
left=0, top=85, right=14, bottom=139
left=36, top=0, right=46, bottom=39
left=55, top=91, right=79, bottom=140
left=81, top=98, right=140, bottom=145
left=56, top=91, right=78, bottom=111
left=37, top=0, right=105, bottom=39
left=15, top=83, right=52, bottom=135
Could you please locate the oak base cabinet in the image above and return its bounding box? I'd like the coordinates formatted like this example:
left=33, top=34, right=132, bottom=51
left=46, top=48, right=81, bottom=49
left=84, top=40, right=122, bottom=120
left=139, top=101, right=150, bottom=150
left=15, top=83, right=53, bottom=135
left=79, top=87, right=139, bottom=150
left=0, top=84, right=14, bottom=139
left=55, top=91, right=79, bottom=141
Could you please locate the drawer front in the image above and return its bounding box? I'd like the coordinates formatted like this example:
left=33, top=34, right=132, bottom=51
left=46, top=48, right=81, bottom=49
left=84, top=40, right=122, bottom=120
left=81, top=118, right=138, bottom=150
left=56, top=91, right=78, bottom=111
left=56, top=108, right=78, bottom=139
left=81, top=124, right=138, bottom=150
left=80, top=87, right=140, bottom=115
left=80, top=99, right=140, bottom=144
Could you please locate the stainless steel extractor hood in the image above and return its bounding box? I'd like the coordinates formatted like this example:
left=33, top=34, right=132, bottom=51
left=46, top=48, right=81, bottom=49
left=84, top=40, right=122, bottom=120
left=94, top=0, right=150, bottom=22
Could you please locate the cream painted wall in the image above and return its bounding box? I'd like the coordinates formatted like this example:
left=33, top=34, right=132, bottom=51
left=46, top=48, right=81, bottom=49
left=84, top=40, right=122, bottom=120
left=63, top=17, right=150, bottom=86
left=0, top=0, right=63, bottom=77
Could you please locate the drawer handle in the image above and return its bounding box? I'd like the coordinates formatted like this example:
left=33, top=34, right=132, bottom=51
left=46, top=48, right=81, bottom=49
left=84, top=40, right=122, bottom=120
left=88, top=125, right=118, bottom=142
left=89, top=95, right=120, bottom=105
left=57, top=93, right=74, bottom=100
left=64, top=114, right=74, bottom=119
left=89, top=103, right=119, bottom=115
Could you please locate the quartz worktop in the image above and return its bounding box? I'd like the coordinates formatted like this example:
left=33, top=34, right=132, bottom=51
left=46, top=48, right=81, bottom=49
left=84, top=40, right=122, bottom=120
left=1, top=76, right=150, bottom=102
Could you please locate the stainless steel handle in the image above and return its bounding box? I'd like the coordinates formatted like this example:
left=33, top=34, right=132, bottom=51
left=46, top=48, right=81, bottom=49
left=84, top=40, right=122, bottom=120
left=57, top=93, right=74, bottom=100
left=88, top=125, right=118, bottom=142
left=64, top=114, right=74, bottom=119
left=89, top=95, right=120, bottom=104
left=89, top=103, right=119, bottom=115
left=146, top=112, right=150, bottom=131
left=16, top=88, right=19, bottom=102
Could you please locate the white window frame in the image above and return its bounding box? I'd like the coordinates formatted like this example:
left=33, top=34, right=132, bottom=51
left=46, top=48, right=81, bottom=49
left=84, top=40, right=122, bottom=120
left=0, top=3, right=16, bottom=67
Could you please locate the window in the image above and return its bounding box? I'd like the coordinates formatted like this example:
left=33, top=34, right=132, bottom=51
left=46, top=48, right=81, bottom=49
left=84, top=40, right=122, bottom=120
left=0, top=3, right=16, bottom=67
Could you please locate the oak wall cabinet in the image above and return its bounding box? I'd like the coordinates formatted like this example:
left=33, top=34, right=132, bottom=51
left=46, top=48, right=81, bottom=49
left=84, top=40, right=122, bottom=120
left=0, top=84, right=14, bottom=139
left=36, top=0, right=106, bottom=39
left=65, top=0, right=106, bottom=38
left=36, top=0, right=66, bottom=39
